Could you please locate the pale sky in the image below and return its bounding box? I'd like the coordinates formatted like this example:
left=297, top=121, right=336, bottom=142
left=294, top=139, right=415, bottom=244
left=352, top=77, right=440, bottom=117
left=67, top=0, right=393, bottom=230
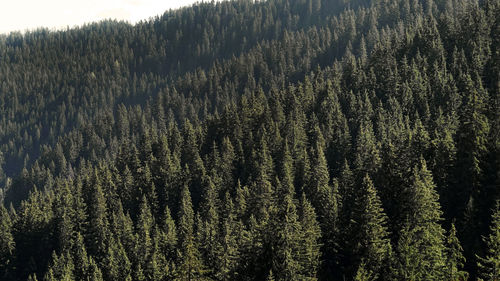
left=0, top=0, right=201, bottom=34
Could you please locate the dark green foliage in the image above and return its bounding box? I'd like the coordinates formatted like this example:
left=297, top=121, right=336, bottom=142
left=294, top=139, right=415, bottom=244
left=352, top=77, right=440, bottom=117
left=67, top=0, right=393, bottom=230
left=0, top=0, right=498, bottom=280
left=177, top=184, right=208, bottom=280
left=393, top=160, right=447, bottom=281
left=445, top=223, right=468, bottom=281
left=339, top=174, right=391, bottom=280
left=477, top=201, right=500, bottom=281
left=0, top=205, right=15, bottom=280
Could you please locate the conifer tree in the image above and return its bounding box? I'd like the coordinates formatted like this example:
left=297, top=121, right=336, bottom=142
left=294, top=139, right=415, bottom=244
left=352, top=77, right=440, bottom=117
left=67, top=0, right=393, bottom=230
left=308, top=138, right=337, bottom=232
left=197, top=176, right=219, bottom=276
left=477, top=201, right=500, bottom=281
left=248, top=137, right=274, bottom=222
left=444, top=223, right=468, bottom=281
left=394, top=160, right=447, bottom=280
left=71, top=233, right=89, bottom=281
left=216, top=192, right=239, bottom=280
left=177, top=184, right=207, bottom=280
left=219, top=137, right=236, bottom=193
left=44, top=251, right=75, bottom=281
left=234, top=180, right=248, bottom=219
left=135, top=196, right=154, bottom=268
left=455, top=73, right=490, bottom=205
left=308, top=139, right=338, bottom=278
left=72, top=179, right=88, bottom=238
left=87, top=256, right=104, bottom=281
left=272, top=179, right=302, bottom=281
left=105, top=237, right=132, bottom=281
left=341, top=174, right=391, bottom=280
left=86, top=170, right=109, bottom=264
left=354, top=121, right=381, bottom=177
left=0, top=205, right=14, bottom=280
left=456, top=73, right=491, bottom=264
left=354, top=261, right=373, bottom=281
left=160, top=206, right=178, bottom=261
left=298, top=193, right=321, bottom=280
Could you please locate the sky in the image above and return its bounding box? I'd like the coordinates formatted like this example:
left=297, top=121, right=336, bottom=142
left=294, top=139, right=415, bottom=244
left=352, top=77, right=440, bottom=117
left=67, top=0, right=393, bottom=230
left=0, top=0, right=200, bottom=34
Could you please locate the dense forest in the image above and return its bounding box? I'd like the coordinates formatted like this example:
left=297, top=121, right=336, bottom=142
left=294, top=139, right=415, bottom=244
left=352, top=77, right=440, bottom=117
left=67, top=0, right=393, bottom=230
left=0, top=0, right=499, bottom=280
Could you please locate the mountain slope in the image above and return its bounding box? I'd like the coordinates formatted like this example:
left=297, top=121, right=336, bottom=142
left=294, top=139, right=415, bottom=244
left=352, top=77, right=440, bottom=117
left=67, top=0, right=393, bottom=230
left=0, top=0, right=499, bottom=280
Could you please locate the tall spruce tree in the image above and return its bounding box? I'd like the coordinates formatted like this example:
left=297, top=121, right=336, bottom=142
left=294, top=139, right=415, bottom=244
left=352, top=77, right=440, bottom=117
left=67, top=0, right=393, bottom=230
left=298, top=193, right=322, bottom=280
left=394, top=160, right=447, bottom=280
left=177, top=184, right=207, bottom=280
left=340, top=174, right=391, bottom=280
left=477, top=201, right=500, bottom=281
left=0, top=205, right=14, bottom=280
left=444, top=223, right=468, bottom=281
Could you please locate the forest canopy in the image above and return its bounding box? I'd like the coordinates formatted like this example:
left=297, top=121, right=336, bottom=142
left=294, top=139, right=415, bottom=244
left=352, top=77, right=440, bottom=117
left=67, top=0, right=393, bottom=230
left=0, top=0, right=499, bottom=280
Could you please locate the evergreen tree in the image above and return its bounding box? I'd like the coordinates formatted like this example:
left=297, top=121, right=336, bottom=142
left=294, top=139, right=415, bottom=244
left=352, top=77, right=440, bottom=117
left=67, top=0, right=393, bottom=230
left=71, top=233, right=89, bottom=281
left=85, top=171, right=110, bottom=263
left=135, top=196, right=154, bottom=272
left=354, top=261, right=373, bottom=281
left=160, top=206, right=178, bottom=261
left=354, top=121, right=381, bottom=177
left=340, top=174, right=391, bottom=280
left=197, top=176, right=219, bottom=277
left=215, top=192, right=239, bottom=280
left=87, top=256, right=104, bottom=281
left=394, top=160, right=447, bottom=280
left=444, top=223, right=468, bottom=281
left=272, top=179, right=302, bottom=281
left=477, top=201, right=500, bottom=281
left=177, top=184, right=207, bottom=280
left=298, top=193, right=322, bottom=280
left=0, top=205, right=15, bottom=280
left=44, top=251, right=75, bottom=281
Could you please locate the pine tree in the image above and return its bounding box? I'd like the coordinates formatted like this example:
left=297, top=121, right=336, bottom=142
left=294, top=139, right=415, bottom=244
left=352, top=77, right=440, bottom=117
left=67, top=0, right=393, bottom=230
left=44, top=251, right=75, bottom=281
left=177, top=184, right=207, bottom=280
left=477, top=201, right=500, bottom=281
left=54, top=180, right=76, bottom=253
left=341, top=174, right=391, bottom=280
left=444, top=223, right=468, bottom=281
left=298, top=193, right=321, bottom=280
left=219, top=137, right=236, bottom=194
left=87, top=256, right=104, bottom=281
left=0, top=205, right=14, bottom=280
left=308, top=138, right=337, bottom=234
left=135, top=196, right=154, bottom=271
left=308, top=139, right=338, bottom=278
left=354, top=261, right=373, bottom=281
left=86, top=170, right=110, bottom=263
left=456, top=73, right=491, bottom=268
left=216, top=192, right=239, bottom=280
left=429, top=119, right=457, bottom=218
left=272, top=179, right=302, bottom=281
left=197, top=176, right=219, bottom=277
left=71, top=233, right=89, bottom=281
left=248, top=138, right=274, bottom=222
left=394, top=160, right=447, bottom=280
left=234, top=180, right=248, bottom=219
left=354, top=121, right=381, bottom=178
left=147, top=238, right=167, bottom=281
left=105, top=237, right=131, bottom=281
left=160, top=206, right=178, bottom=261
left=181, top=120, right=206, bottom=207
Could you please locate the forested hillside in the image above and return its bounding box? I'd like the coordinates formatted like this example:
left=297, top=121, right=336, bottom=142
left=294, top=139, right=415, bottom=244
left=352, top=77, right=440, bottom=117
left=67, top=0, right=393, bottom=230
left=0, top=0, right=499, bottom=280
